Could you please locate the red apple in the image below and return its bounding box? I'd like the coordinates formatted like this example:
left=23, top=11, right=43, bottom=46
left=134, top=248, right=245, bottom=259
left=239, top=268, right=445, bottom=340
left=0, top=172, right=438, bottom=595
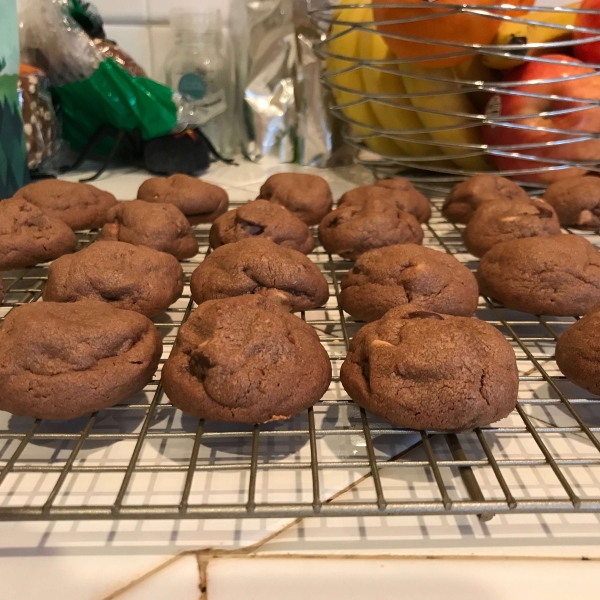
left=483, top=54, right=600, bottom=183
left=574, top=0, right=600, bottom=64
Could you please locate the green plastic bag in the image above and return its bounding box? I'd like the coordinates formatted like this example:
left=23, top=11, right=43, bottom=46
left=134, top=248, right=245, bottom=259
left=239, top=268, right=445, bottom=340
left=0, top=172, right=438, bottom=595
left=53, top=58, right=178, bottom=152
left=0, top=0, right=28, bottom=198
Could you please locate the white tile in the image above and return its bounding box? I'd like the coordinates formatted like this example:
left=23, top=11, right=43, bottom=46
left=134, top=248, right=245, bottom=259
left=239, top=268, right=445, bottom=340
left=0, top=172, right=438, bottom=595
left=103, top=24, right=152, bottom=79
left=207, top=557, right=600, bottom=600
left=118, top=554, right=200, bottom=600
left=148, top=0, right=232, bottom=23
left=94, top=0, right=148, bottom=23
left=149, top=25, right=172, bottom=84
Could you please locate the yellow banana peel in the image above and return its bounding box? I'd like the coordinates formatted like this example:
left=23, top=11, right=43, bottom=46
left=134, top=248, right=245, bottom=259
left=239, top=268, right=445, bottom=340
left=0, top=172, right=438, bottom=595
left=482, top=3, right=580, bottom=70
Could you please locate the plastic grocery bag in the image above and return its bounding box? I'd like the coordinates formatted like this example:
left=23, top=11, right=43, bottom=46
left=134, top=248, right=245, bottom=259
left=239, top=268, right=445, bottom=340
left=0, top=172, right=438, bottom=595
left=0, top=0, right=29, bottom=199
left=19, top=0, right=177, bottom=152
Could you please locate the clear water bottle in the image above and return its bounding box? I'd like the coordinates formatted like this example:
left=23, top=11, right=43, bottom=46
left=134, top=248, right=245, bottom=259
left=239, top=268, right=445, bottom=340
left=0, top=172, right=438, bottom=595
left=165, top=9, right=234, bottom=157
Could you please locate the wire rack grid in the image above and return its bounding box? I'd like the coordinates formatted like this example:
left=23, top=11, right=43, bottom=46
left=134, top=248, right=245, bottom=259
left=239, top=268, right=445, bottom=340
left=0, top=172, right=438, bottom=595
left=1, top=195, right=600, bottom=522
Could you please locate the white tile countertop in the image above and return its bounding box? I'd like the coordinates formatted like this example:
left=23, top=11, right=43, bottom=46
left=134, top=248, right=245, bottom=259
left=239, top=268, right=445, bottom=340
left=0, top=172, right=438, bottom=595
left=2, top=158, right=600, bottom=599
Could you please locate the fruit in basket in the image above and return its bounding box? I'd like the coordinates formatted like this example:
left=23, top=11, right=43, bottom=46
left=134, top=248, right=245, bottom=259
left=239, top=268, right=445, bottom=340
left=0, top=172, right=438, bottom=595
left=401, top=64, right=493, bottom=172
left=373, top=0, right=534, bottom=69
left=574, top=0, right=600, bottom=63
left=482, top=4, right=579, bottom=70
left=326, top=5, right=402, bottom=156
left=356, top=22, right=450, bottom=164
left=483, top=54, right=600, bottom=183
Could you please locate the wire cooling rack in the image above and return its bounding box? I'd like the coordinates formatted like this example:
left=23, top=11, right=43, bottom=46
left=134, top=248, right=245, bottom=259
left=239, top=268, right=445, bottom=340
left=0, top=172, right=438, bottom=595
left=1, top=196, right=600, bottom=522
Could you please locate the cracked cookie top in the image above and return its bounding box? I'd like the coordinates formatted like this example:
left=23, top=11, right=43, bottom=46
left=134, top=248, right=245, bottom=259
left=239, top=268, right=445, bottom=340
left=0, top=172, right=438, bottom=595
left=209, top=200, right=314, bottom=255
left=0, top=300, right=162, bottom=420
left=340, top=244, right=479, bottom=322
left=477, top=234, right=600, bottom=316
left=340, top=304, right=518, bottom=431
left=190, top=237, right=329, bottom=312
left=42, top=240, right=183, bottom=318
left=162, top=295, right=332, bottom=423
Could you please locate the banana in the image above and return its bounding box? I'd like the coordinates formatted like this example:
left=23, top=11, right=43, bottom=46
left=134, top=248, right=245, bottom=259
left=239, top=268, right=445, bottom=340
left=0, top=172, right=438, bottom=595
left=356, top=21, right=453, bottom=167
left=453, top=56, right=498, bottom=112
left=401, top=64, right=492, bottom=172
left=325, top=5, right=402, bottom=157
left=482, top=3, right=579, bottom=70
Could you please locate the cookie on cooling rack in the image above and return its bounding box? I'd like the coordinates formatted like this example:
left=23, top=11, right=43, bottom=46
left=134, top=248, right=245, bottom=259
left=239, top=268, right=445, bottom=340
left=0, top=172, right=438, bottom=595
left=318, top=195, right=423, bottom=261
left=373, top=178, right=432, bottom=224
left=257, top=173, right=333, bottom=225
left=98, top=200, right=198, bottom=260
left=0, top=301, right=162, bottom=420
left=463, top=198, right=561, bottom=258
left=42, top=241, right=183, bottom=318
left=340, top=304, right=518, bottom=431
left=162, top=295, right=331, bottom=423
left=477, top=235, right=600, bottom=316
left=543, top=176, right=600, bottom=230
left=340, top=244, right=479, bottom=322
left=556, top=305, right=600, bottom=395
left=442, top=174, right=530, bottom=224
left=137, top=174, right=229, bottom=224
left=0, top=198, right=77, bottom=271
left=190, top=238, right=329, bottom=312
left=209, top=200, right=314, bottom=254
left=13, top=179, right=118, bottom=230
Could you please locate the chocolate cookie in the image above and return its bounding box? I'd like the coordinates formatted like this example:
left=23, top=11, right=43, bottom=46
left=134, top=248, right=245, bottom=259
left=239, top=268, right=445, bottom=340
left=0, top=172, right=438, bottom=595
left=0, top=301, right=162, bottom=420
left=98, top=200, right=198, bottom=260
left=543, top=176, right=600, bottom=230
left=0, top=198, right=77, bottom=271
left=340, top=305, right=518, bottom=431
left=190, top=238, right=329, bottom=312
left=137, top=174, right=229, bottom=224
left=442, top=175, right=530, bottom=224
left=318, top=196, right=423, bottom=261
left=42, top=241, right=183, bottom=318
left=257, top=173, right=333, bottom=225
left=374, top=178, right=432, bottom=223
left=556, top=306, right=600, bottom=395
left=162, top=295, right=332, bottom=422
left=477, top=235, right=600, bottom=316
left=209, top=200, right=314, bottom=254
left=13, top=180, right=118, bottom=230
left=463, top=198, right=561, bottom=258
left=340, top=244, right=479, bottom=322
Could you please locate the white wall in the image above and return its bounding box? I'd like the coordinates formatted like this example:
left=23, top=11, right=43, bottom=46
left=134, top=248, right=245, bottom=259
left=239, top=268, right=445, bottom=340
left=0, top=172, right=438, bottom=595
left=95, top=0, right=232, bottom=83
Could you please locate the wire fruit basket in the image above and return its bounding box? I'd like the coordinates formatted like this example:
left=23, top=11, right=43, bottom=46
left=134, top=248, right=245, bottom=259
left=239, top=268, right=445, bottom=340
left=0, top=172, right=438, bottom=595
left=314, top=1, right=600, bottom=188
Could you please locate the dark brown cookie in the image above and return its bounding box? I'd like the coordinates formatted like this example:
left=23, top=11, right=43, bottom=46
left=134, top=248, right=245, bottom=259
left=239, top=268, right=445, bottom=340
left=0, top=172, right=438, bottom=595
left=42, top=241, right=183, bottom=318
left=477, top=235, right=600, bottom=316
left=556, top=306, right=600, bottom=395
left=340, top=304, right=518, bottom=431
left=463, top=198, right=561, bottom=258
left=374, top=178, right=432, bottom=223
left=162, top=295, right=332, bottom=423
left=442, top=175, right=530, bottom=224
left=543, top=176, right=600, bottom=230
left=0, top=301, right=162, bottom=420
left=0, top=198, right=77, bottom=270
left=340, top=244, right=478, bottom=322
left=318, top=196, right=423, bottom=261
left=98, top=200, right=198, bottom=260
left=190, top=238, right=329, bottom=312
left=209, top=200, right=314, bottom=254
left=13, top=180, right=118, bottom=230
left=257, top=173, right=333, bottom=225
left=137, top=174, right=229, bottom=224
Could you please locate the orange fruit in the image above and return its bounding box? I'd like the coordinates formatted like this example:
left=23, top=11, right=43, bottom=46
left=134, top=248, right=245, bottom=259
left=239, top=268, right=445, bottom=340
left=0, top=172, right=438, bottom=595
left=373, top=0, right=534, bottom=68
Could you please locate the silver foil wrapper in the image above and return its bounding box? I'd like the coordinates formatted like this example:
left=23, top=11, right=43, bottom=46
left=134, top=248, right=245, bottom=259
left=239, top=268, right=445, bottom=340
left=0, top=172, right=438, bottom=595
left=232, top=0, right=297, bottom=163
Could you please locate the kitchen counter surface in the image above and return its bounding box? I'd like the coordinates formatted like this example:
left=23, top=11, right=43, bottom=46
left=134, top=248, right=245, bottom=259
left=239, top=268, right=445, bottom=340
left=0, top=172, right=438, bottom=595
left=2, top=159, right=600, bottom=600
